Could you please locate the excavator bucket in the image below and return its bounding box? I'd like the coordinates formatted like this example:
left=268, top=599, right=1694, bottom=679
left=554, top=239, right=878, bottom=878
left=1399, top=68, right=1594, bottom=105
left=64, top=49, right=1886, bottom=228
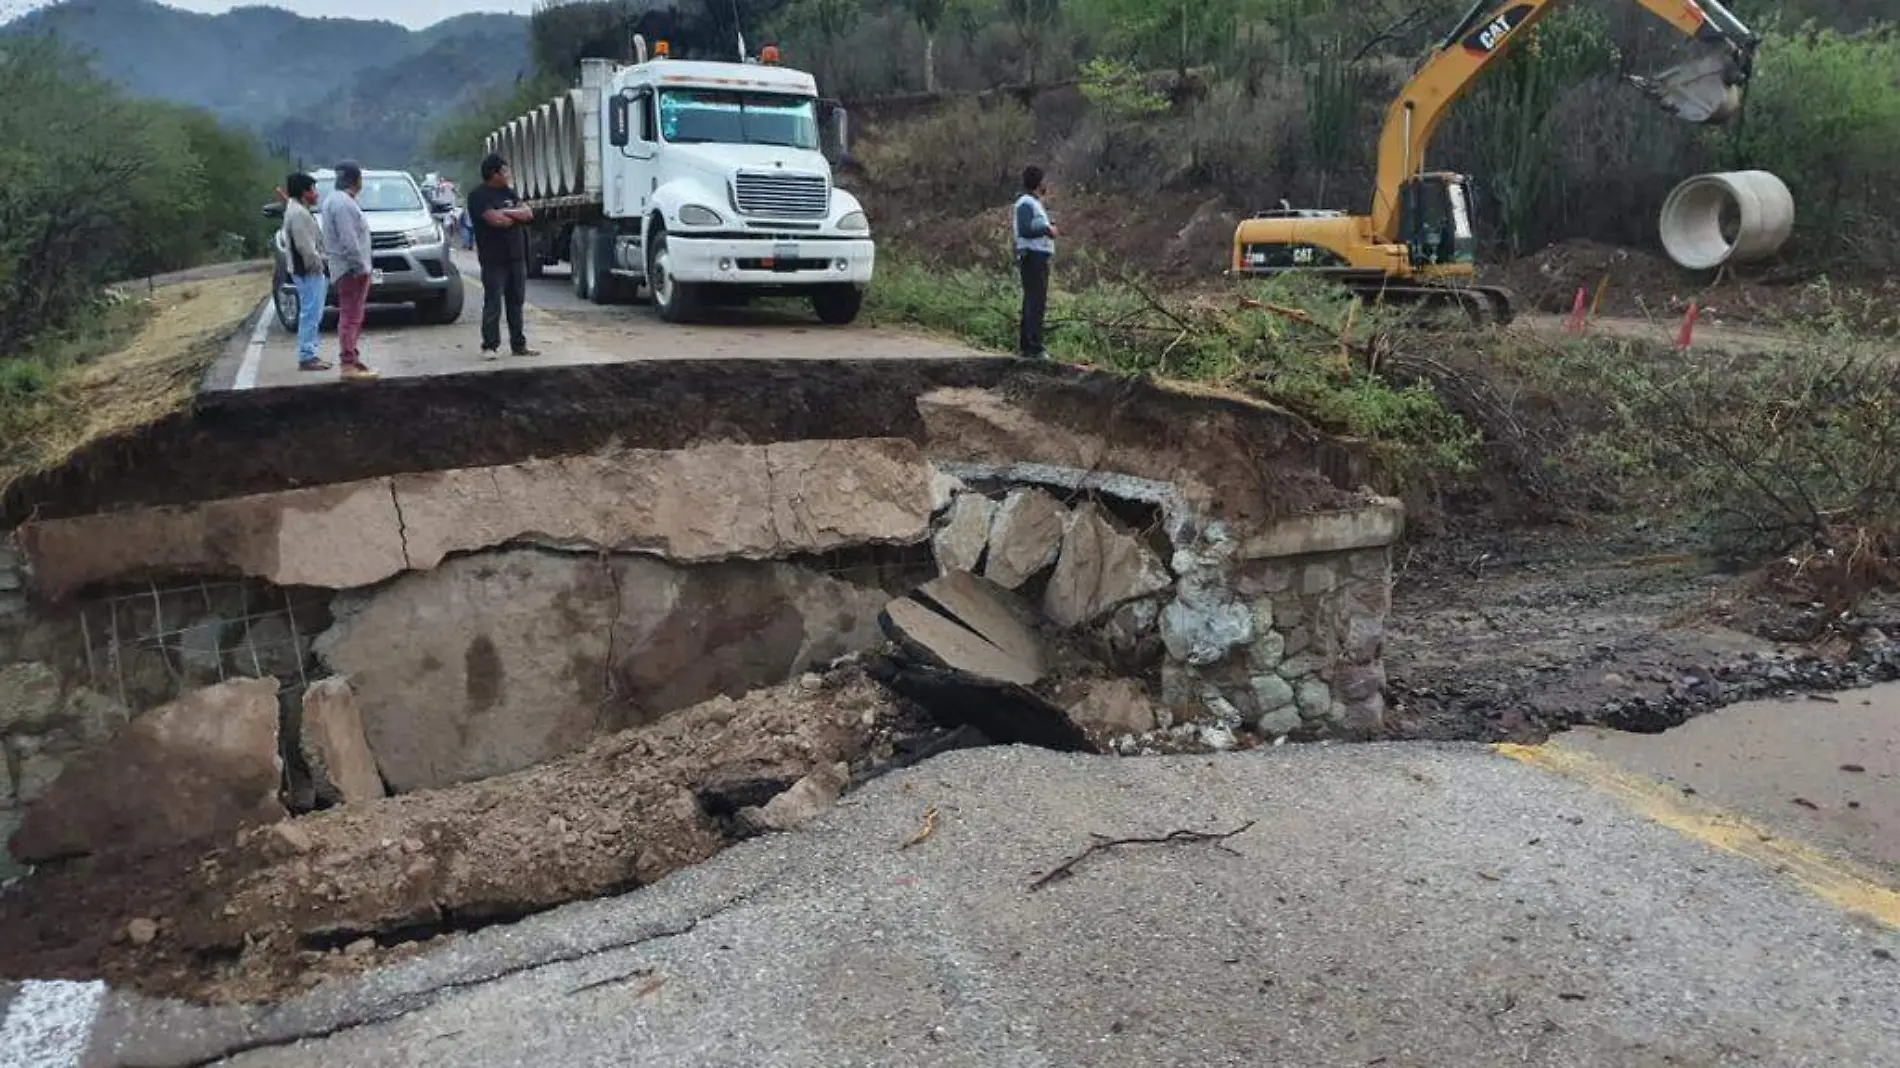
left=1630, top=46, right=1745, bottom=124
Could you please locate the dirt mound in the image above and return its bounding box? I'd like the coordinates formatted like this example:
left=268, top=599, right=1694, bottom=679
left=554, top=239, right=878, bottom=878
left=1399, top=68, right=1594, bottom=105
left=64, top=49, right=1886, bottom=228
left=0, top=666, right=924, bottom=1004
left=1496, top=238, right=1900, bottom=334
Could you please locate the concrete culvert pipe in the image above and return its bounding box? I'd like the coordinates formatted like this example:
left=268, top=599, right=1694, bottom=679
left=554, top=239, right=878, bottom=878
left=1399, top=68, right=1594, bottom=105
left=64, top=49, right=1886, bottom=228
left=523, top=109, right=546, bottom=199
left=537, top=102, right=558, bottom=197
left=1659, top=170, right=1795, bottom=270
left=558, top=92, right=583, bottom=197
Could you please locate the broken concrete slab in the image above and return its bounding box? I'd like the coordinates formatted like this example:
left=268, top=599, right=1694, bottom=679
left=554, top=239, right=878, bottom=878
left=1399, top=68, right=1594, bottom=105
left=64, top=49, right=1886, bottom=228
left=877, top=573, right=1095, bottom=753
left=1043, top=502, right=1173, bottom=628
left=318, top=550, right=892, bottom=793
left=913, top=571, right=1047, bottom=680
left=19, top=440, right=933, bottom=599
left=933, top=493, right=996, bottom=574
left=882, top=599, right=1042, bottom=688
left=983, top=487, right=1067, bottom=589
left=20, top=481, right=407, bottom=599
left=317, top=552, right=620, bottom=794
left=9, top=678, right=285, bottom=863
left=299, top=678, right=386, bottom=806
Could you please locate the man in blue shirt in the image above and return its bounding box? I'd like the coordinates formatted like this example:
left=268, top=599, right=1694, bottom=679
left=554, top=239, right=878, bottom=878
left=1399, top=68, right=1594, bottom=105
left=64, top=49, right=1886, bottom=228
left=1013, top=165, right=1060, bottom=359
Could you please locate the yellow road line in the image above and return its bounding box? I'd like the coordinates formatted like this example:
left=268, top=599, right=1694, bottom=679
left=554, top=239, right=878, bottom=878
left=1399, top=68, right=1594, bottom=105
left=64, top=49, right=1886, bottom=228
left=1495, top=742, right=1900, bottom=931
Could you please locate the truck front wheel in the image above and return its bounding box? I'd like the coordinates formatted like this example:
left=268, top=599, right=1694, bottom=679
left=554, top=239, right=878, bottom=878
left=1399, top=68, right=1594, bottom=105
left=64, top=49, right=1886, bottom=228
left=648, top=228, right=698, bottom=323
left=811, top=284, right=863, bottom=326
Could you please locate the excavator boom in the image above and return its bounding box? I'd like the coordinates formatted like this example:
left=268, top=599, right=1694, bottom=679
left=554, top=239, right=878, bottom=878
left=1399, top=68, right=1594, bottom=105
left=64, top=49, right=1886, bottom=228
left=1368, top=0, right=1758, bottom=240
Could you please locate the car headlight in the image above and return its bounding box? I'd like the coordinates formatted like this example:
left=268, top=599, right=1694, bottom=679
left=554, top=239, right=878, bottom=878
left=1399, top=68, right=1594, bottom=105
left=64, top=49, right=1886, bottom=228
left=402, top=225, right=441, bottom=248
left=836, top=210, right=869, bottom=233
left=677, top=204, right=723, bottom=227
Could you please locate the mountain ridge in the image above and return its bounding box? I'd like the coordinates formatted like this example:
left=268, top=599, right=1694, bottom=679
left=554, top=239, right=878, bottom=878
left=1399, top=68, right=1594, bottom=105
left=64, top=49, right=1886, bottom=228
left=5, top=0, right=530, bottom=171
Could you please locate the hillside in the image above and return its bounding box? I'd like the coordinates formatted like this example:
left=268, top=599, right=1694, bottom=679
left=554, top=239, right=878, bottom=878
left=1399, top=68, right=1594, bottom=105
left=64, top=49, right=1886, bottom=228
left=5, top=0, right=529, bottom=170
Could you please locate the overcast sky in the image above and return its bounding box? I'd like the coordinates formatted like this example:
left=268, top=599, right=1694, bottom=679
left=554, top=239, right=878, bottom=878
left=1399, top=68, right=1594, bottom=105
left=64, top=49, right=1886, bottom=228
left=12, top=0, right=535, bottom=30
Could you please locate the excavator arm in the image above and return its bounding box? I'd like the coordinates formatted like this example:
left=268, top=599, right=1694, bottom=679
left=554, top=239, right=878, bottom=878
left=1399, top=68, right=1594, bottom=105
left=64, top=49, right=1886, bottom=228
left=1368, top=0, right=1759, bottom=240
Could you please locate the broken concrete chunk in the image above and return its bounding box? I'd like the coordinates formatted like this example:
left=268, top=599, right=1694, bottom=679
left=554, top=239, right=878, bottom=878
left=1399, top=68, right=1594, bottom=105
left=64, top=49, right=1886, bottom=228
left=1065, top=678, right=1160, bottom=737
left=933, top=493, right=997, bottom=574
left=755, top=762, right=850, bottom=831
left=1043, top=501, right=1173, bottom=628
left=882, top=599, right=1042, bottom=688
left=299, top=677, right=387, bottom=806
left=10, top=678, right=285, bottom=863
left=766, top=439, right=935, bottom=554
left=929, top=466, right=966, bottom=514
left=913, top=571, right=1047, bottom=678
left=982, top=487, right=1068, bottom=589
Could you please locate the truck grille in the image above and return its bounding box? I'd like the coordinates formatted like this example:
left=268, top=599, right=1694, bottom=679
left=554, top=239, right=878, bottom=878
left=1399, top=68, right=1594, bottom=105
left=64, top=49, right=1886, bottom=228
left=733, top=172, right=829, bottom=218
left=371, top=233, right=406, bottom=250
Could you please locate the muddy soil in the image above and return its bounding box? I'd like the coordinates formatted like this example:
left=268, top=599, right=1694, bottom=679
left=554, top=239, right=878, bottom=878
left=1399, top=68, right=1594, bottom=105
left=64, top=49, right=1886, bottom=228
left=1386, top=526, right=1900, bottom=742
left=0, top=666, right=942, bottom=1004
left=1492, top=238, right=1900, bottom=336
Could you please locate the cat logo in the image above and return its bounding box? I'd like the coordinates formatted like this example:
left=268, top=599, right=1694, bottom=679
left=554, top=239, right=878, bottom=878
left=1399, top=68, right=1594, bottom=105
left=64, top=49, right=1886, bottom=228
left=1462, top=4, right=1533, bottom=54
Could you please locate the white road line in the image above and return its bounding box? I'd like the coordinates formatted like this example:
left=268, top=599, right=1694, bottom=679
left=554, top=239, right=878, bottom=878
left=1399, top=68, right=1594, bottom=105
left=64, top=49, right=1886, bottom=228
left=0, top=980, right=107, bottom=1068
left=232, top=300, right=273, bottom=391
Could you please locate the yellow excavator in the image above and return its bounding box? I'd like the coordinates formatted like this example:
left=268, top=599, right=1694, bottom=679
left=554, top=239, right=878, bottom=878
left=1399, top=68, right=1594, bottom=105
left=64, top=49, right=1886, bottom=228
left=1230, top=0, right=1760, bottom=323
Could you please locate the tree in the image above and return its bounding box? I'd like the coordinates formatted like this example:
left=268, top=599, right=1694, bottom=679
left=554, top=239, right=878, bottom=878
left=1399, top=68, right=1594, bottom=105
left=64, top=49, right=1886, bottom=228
left=1001, top=0, right=1061, bottom=84
left=898, top=0, right=949, bottom=92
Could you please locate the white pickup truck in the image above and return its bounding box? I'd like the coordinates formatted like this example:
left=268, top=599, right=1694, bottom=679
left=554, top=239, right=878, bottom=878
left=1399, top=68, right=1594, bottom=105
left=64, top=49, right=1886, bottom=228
left=488, top=39, right=873, bottom=324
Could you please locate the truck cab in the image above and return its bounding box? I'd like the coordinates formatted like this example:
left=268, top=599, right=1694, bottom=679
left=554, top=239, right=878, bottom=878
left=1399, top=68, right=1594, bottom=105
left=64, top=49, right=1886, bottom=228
left=588, top=48, right=873, bottom=323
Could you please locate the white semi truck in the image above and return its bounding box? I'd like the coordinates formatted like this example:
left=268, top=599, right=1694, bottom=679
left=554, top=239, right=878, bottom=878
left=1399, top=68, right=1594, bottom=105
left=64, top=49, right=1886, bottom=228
left=486, top=39, right=874, bottom=324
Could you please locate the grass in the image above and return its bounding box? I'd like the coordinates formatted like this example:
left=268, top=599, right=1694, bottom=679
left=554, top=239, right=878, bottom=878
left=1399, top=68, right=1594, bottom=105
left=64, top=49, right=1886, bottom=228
left=864, top=256, right=1480, bottom=487
left=0, top=273, right=261, bottom=499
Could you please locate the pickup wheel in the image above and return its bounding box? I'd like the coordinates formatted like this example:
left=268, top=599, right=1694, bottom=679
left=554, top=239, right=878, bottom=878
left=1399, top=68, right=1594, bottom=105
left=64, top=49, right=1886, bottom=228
left=418, top=274, right=465, bottom=325
left=647, top=228, right=698, bottom=323
left=272, top=267, right=299, bottom=332
left=811, top=284, right=863, bottom=326
left=572, top=227, right=595, bottom=301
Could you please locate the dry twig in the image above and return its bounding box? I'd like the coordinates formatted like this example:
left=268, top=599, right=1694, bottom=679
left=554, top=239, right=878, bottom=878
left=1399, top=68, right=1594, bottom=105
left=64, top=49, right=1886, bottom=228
left=901, top=806, right=940, bottom=850
left=1028, top=821, right=1255, bottom=891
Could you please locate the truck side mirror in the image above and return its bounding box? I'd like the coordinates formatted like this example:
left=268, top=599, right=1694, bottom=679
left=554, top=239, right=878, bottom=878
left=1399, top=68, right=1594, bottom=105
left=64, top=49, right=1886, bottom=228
left=609, top=94, right=631, bottom=147
left=820, top=103, right=850, bottom=163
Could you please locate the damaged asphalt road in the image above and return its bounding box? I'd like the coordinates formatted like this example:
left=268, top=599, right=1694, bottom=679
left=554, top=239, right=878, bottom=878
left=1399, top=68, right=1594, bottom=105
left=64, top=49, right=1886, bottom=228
left=81, top=743, right=1900, bottom=1067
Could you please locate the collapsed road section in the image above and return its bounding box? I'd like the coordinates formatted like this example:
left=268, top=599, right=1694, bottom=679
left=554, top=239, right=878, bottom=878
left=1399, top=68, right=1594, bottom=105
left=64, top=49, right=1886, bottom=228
left=0, top=357, right=1401, bottom=1000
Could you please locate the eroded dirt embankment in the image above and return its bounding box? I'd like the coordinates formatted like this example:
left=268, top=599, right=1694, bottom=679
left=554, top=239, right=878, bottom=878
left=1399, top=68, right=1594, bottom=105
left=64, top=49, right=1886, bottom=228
left=1, top=358, right=1364, bottom=527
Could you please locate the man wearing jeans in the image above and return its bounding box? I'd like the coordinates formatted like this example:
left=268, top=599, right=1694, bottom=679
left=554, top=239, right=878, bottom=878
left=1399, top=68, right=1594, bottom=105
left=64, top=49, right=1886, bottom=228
left=1013, top=165, right=1059, bottom=359
left=467, top=153, right=540, bottom=359
left=319, top=161, right=380, bottom=380
left=281, top=173, right=331, bottom=372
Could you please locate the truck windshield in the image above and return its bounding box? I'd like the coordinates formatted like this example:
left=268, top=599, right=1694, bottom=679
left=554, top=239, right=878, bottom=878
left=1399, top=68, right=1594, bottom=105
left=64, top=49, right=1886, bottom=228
left=658, top=90, right=818, bottom=150
left=316, top=175, right=425, bottom=212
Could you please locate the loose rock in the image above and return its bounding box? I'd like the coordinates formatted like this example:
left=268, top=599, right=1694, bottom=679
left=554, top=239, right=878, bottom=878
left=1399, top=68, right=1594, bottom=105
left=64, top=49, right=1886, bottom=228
left=933, top=493, right=997, bottom=574
left=755, top=762, right=850, bottom=831
left=299, top=677, right=386, bottom=806
left=1065, top=679, right=1160, bottom=738
left=1043, top=502, right=1173, bottom=627
left=11, top=678, right=286, bottom=863
left=983, top=488, right=1068, bottom=589
left=125, top=918, right=159, bottom=946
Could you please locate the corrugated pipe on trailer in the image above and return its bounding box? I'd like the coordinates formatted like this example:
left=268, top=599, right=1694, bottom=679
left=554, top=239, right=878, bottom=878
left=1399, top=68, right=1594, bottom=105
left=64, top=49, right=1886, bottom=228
left=1659, top=170, right=1795, bottom=270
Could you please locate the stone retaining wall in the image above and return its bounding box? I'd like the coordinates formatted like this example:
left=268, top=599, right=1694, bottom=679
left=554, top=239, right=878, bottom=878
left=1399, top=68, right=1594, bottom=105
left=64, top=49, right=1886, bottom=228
left=0, top=379, right=1401, bottom=877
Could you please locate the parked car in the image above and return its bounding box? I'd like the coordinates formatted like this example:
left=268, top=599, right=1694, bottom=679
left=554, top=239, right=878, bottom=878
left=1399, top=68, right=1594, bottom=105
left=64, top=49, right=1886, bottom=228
left=264, top=168, right=465, bottom=330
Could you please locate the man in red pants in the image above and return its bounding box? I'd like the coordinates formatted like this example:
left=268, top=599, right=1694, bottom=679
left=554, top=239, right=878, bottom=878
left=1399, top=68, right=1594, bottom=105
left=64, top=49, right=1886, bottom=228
left=319, top=161, right=380, bottom=380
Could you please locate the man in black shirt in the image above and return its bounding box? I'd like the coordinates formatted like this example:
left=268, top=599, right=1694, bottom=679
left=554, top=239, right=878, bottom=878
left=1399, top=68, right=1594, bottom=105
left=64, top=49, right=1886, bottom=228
left=468, top=154, right=539, bottom=359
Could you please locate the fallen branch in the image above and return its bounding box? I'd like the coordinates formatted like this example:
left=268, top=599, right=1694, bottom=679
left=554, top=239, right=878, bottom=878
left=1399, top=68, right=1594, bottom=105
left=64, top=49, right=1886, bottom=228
left=1028, top=821, right=1255, bottom=891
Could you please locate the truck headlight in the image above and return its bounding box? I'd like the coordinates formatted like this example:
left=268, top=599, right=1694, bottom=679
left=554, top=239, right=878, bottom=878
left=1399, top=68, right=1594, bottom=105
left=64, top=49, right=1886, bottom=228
left=677, top=204, right=723, bottom=227
left=402, top=225, right=441, bottom=248
left=836, top=211, right=869, bottom=233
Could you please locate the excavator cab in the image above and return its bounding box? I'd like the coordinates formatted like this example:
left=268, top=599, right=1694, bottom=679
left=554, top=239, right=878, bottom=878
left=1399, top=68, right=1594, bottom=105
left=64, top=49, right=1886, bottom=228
left=1398, top=172, right=1476, bottom=270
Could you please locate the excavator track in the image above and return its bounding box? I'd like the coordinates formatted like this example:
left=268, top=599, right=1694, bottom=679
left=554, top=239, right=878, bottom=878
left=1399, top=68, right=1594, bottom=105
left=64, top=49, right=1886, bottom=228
left=1346, top=282, right=1516, bottom=326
